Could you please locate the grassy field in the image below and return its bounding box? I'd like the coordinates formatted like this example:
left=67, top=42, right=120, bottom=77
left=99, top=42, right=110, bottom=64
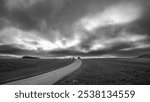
left=0, top=59, right=74, bottom=84
left=55, top=58, right=150, bottom=85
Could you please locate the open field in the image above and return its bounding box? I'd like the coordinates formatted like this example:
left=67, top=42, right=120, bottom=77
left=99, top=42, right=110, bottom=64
left=0, top=59, right=74, bottom=84
left=55, top=58, right=150, bottom=85
left=5, top=59, right=81, bottom=85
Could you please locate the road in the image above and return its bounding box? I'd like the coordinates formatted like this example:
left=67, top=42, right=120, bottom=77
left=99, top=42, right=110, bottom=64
left=5, top=59, right=82, bottom=85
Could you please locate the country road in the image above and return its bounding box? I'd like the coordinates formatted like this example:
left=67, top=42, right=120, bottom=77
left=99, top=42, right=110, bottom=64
left=5, top=59, right=82, bottom=85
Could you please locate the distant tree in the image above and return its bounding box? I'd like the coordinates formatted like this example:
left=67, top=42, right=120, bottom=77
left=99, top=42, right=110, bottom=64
left=22, top=56, right=40, bottom=59
left=77, top=57, right=81, bottom=59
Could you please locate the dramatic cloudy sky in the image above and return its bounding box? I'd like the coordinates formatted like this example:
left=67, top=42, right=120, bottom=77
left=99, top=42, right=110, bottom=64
left=0, top=0, right=150, bottom=58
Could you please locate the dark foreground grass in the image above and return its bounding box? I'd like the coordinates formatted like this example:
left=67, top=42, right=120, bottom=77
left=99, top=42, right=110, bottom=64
left=55, top=58, right=150, bottom=85
left=0, top=59, right=74, bottom=84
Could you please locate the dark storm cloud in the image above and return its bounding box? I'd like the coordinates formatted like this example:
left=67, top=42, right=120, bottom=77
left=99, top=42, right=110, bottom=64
left=115, top=47, right=150, bottom=57
left=0, top=44, right=49, bottom=57
left=0, top=0, right=71, bottom=31
left=0, top=0, right=150, bottom=57
left=0, top=45, right=30, bottom=55
left=0, top=0, right=8, bottom=29
left=0, top=0, right=125, bottom=30
left=4, top=1, right=54, bottom=30
left=127, top=0, right=150, bottom=35
left=0, top=0, right=148, bottom=31
left=0, top=0, right=144, bottom=31
left=0, top=0, right=5, bottom=15
left=7, top=10, right=38, bottom=30
left=49, top=43, right=132, bottom=56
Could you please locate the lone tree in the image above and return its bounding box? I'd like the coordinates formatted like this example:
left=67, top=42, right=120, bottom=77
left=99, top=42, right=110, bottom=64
left=77, top=57, right=81, bottom=59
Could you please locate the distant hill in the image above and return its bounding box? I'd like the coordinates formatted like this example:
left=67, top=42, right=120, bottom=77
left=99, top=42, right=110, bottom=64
left=22, top=56, right=40, bottom=59
left=136, top=53, right=150, bottom=58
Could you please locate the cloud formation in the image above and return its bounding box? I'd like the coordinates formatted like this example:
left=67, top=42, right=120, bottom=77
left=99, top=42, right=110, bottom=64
left=0, top=0, right=150, bottom=57
left=6, top=0, right=42, bottom=9
left=78, top=2, right=142, bottom=32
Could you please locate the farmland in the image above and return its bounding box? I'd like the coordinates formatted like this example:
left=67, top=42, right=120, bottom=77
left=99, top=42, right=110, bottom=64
left=0, top=59, right=74, bottom=84
left=56, top=58, right=150, bottom=85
